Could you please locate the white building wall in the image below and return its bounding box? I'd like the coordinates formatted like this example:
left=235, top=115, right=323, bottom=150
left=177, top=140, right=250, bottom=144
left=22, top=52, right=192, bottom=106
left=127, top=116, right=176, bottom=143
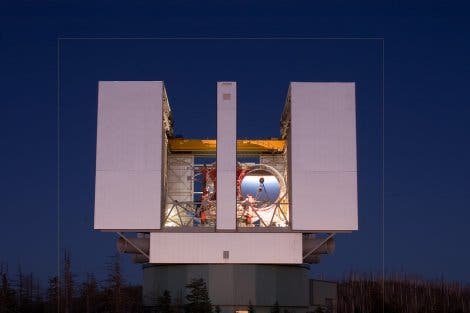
left=289, top=82, right=358, bottom=231
left=164, top=155, right=194, bottom=227
left=166, top=155, right=194, bottom=202
left=150, top=233, right=302, bottom=264
left=216, top=82, right=237, bottom=230
left=94, top=81, right=164, bottom=231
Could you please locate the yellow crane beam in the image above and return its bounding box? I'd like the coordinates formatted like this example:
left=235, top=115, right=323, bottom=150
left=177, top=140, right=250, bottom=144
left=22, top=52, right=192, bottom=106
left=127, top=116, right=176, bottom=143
left=168, top=138, right=285, bottom=154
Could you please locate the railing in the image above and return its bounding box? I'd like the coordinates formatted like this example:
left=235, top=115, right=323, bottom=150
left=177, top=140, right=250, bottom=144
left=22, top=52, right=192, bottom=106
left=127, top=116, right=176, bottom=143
left=162, top=199, right=290, bottom=229
left=163, top=200, right=216, bottom=228
left=236, top=194, right=290, bottom=228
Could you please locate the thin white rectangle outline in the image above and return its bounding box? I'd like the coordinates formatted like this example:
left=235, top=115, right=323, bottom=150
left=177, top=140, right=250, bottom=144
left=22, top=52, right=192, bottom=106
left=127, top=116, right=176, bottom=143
left=57, top=36, right=384, bottom=312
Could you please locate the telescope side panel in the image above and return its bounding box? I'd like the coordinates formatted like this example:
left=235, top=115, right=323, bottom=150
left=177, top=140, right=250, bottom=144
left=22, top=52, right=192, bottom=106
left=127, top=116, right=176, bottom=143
left=216, top=82, right=237, bottom=230
left=94, top=81, right=164, bottom=231
left=289, top=82, right=358, bottom=231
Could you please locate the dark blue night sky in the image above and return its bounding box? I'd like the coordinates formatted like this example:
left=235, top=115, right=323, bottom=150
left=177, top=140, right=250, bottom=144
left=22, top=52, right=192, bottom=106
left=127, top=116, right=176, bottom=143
left=1, top=1, right=469, bottom=285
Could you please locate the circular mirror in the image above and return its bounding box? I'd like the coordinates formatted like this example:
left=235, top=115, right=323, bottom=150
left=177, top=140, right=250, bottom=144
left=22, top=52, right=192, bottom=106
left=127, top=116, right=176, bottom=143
left=240, top=168, right=281, bottom=207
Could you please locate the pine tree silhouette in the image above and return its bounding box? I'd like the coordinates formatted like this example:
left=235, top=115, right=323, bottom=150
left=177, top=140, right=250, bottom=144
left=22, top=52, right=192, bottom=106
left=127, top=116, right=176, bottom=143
left=185, top=278, right=212, bottom=313
left=156, top=289, right=173, bottom=313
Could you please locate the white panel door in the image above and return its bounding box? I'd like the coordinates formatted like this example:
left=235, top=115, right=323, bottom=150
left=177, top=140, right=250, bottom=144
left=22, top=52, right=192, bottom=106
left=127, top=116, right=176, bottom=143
left=94, top=81, right=164, bottom=231
left=289, top=82, right=358, bottom=231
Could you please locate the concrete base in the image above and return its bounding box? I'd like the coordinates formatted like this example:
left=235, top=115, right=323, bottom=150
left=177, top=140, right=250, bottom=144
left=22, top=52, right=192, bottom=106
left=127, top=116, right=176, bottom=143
left=143, top=264, right=311, bottom=313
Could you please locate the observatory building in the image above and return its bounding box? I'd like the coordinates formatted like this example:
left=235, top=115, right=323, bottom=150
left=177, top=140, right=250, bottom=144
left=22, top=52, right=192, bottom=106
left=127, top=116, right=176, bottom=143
left=94, top=81, right=357, bottom=313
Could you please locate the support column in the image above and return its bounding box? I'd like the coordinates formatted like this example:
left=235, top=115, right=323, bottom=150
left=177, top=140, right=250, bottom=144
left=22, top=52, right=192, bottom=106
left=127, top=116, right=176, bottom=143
left=216, top=82, right=237, bottom=230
